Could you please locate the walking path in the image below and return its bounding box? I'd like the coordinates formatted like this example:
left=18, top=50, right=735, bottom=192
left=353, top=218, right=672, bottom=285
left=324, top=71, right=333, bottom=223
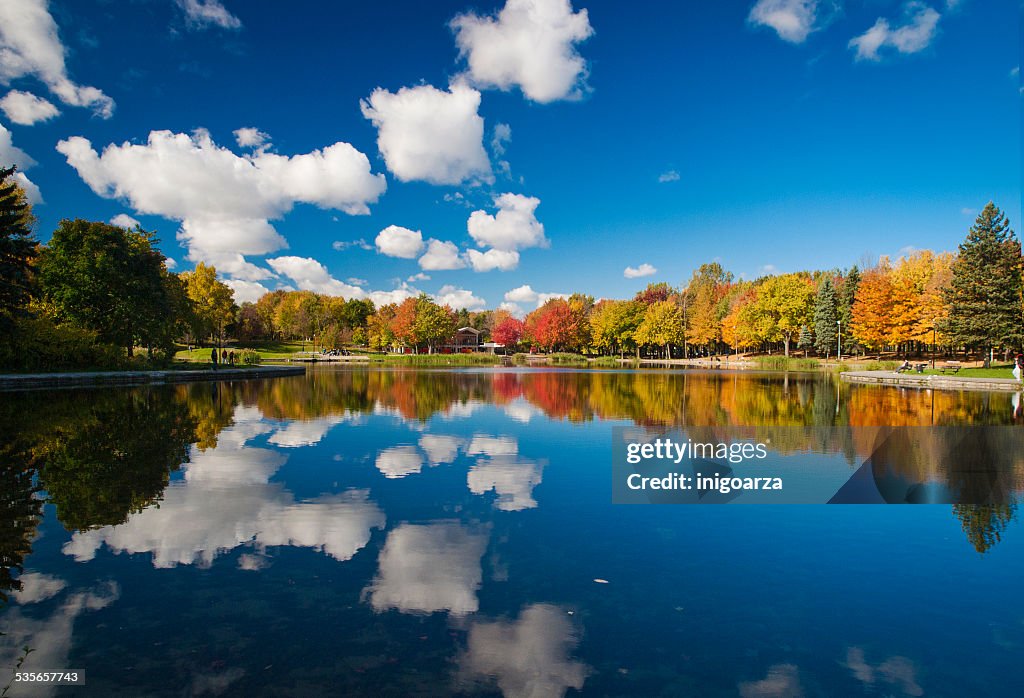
left=0, top=365, right=305, bottom=391
left=841, top=370, right=1022, bottom=393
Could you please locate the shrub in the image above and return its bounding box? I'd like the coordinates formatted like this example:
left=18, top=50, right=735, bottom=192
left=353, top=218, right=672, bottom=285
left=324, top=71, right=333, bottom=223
left=239, top=349, right=262, bottom=365
left=754, top=356, right=819, bottom=371
left=0, top=316, right=125, bottom=372
left=548, top=353, right=588, bottom=365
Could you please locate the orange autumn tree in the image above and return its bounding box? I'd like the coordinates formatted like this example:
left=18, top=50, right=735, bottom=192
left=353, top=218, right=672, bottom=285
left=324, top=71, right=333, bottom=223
left=389, top=297, right=418, bottom=350
left=851, top=261, right=894, bottom=351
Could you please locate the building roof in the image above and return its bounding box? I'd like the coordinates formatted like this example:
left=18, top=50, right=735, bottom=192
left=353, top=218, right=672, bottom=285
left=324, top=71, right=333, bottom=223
left=456, top=327, right=481, bottom=334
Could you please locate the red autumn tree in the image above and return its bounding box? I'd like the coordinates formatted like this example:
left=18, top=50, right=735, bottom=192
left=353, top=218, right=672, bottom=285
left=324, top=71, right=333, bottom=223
left=492, top=316, right=525, bottom=348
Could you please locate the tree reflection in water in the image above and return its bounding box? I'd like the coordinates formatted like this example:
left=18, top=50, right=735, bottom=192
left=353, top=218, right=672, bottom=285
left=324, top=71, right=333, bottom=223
left=0, top=366, right=1020, bottom=603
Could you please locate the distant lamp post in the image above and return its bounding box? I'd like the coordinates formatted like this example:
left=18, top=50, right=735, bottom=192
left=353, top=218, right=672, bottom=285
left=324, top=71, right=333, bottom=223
left=931, top=327, right=936, bottom=370
left=837, top=320, right=842, bottom=362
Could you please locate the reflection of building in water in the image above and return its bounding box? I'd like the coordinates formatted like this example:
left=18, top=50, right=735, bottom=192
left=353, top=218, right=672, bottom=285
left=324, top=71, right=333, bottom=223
left=457, top=603, right=589, bottom=698
left=364, top=522, right=488, bottom=616
left=62, top=406, right=385, bottom=568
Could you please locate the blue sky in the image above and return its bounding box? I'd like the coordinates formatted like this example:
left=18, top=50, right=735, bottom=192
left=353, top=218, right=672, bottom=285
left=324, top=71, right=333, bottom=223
left=0, top=0, right=1018, bottom=313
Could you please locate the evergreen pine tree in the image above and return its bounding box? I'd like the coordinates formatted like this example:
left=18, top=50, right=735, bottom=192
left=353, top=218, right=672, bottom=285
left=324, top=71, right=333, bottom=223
left=943, top=202, right=1023, bottom=351
left=797, top=324, right=813, bottom=353
left=813, top=278, right=838, bottom=356
left=0, top=166, right=37, bottom=327
left=837, top=265, right=859, bottom=328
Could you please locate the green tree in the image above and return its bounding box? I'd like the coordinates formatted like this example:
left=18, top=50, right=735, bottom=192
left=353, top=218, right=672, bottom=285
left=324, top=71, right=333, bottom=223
left=413, top=294, right=456, bottom=353
left=813, top=278, right=839, bottom=357
left=181, top=262, right=236, bottom=346
left=0, top=166, right=37, bottom=329
left=943, top=203, right=1023, bottom=351
left=838, top=265, right=860, bottom=329
left=38, top=219, right=177, bottom=356
left=797, top=324, right=813, bottom=354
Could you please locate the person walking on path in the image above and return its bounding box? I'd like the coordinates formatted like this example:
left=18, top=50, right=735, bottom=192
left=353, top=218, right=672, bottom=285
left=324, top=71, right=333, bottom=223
left=1014, top=353, right=1023, bottom=382
left=211, top=347, right=218, bottom=371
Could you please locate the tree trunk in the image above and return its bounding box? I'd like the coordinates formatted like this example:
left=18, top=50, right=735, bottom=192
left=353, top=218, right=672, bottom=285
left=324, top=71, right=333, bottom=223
left=783, top=335, right=790, bottom=358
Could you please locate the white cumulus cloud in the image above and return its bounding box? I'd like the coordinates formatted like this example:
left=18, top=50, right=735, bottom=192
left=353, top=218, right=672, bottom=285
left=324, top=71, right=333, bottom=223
left=468, top=193, right=547, bottom=251
left=361, top=82, right=491, bottom=185
left=56, top=129, right=386, bottom=281
left=233, top=126, right=268, bottom=149
left=0, top=122, right=42, bottom=203
left=109, top=213, right=140, bottom=229
left=849, top=2, right=941, bottom=61
left=267, top=256, right=366, bottom=297
left=624, top=263, right=657, bottom=279
left=452, top=0, right=594, bottom=103
left=376, top=225, right=425, bottom=259
left=0, top=90, right=58, bottom=125
left=434, top=284, right=486, bottom=310
left=748, top=0, right=825, bottom=44
left=419, top=239, right=467, bottom=270
left=503, top=284, right=567, bottom=308
left=175, top=0, right=241, bottom=29
left=0, top=0, right=114, bottom=117
left=465, top=248, right=519, bottom=272
left=223, top=279, right=269, bottom=304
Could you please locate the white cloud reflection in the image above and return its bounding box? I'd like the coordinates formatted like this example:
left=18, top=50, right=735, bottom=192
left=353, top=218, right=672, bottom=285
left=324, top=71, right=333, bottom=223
left=63, top=406, right=385, bottom=568
left=364, top=522, right=488, bottom=616
left=0, top=582, right=120, bottom=698
left=458, top=603, right=589, bottom=698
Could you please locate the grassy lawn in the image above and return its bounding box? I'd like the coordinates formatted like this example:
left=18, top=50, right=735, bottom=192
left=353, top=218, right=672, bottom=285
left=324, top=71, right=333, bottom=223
left=175, top=340, right=310, bottom=362
left=917, top=364, right=1017, bottom=379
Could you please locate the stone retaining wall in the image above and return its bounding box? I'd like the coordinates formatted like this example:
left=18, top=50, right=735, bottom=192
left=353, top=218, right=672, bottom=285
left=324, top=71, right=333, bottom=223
left=0, top=365, right=305, bottom=391
left=840, top=370, right=1022, bottom=393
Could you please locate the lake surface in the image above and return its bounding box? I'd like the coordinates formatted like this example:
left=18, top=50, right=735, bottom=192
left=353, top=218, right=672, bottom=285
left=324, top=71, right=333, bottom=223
left=1, top=367, right=1022, bottom=696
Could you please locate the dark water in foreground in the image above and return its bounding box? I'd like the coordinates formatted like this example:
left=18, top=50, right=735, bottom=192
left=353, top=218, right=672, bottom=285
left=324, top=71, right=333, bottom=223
left=1, top=367, right=1022, bottom=697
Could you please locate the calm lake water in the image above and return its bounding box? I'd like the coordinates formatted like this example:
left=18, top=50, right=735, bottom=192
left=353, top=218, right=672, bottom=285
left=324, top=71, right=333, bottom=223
left=1, top=367, right=1022, bottom=697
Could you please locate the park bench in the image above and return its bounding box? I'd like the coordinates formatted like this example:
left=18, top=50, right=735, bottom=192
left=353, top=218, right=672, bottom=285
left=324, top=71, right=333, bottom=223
left=939, top=361, right=961, bottom=374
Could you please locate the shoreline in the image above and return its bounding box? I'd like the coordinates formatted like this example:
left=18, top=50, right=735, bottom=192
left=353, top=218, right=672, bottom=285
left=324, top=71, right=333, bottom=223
left=840, top=370, right=1022, bottom=393
left=0, top=365, right=306, bottom=392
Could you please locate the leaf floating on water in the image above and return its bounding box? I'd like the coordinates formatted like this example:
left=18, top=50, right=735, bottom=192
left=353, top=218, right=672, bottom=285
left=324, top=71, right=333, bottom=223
left=593, top=578, right=609, bottom=584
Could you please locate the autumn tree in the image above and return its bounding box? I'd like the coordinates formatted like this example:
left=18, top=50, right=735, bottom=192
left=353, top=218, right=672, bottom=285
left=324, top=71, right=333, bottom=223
left=685, top=263, right=732, bottom=354
left=943, top=202, right=1023, bottom=352
left=368, top=303, right=397, bottom=351
left=414, top=294, right=456, bottom=353
left=492, top=315, right=525, bottom=349
left=589, top=300, right=644, bottom=357
left=525, top=298, right=577, bottom=352
left=851, top=262, right=893, bottom=352
left=635, top=300, right=685, bottom=358
left=633, top=282, right=674, bottom=305
left=180, top=262, right=237, bottom=346
left=389, top=297, right=418, bottom=350
left=751, top=273, right=814, bottom=357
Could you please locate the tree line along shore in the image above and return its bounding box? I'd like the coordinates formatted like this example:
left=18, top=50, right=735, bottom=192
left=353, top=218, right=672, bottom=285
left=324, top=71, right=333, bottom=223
left=2, top=166, right=1021, bottom=373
